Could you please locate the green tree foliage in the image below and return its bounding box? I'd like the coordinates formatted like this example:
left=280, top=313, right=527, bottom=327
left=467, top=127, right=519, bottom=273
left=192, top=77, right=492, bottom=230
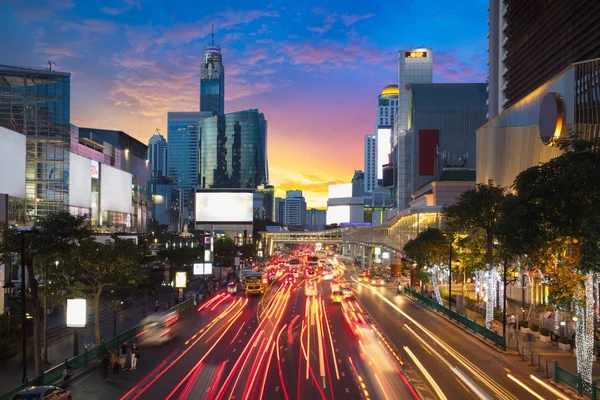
left=442, top=183, right=507, bottom=265
left=403, top=228, right=449, bottom=273
left=498, top=134, right=600, bottom=302
left=66, top=238, right=142, bottom=343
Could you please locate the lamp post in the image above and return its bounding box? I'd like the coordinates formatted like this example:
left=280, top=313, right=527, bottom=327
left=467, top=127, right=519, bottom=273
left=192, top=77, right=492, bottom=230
left=448, top=235, right=453, bottom=311
left=20, top=231, right=27, bottom=384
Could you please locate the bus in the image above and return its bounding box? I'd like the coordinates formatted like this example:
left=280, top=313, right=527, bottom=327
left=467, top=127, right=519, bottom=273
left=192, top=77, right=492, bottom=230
left=245, top=272, right=268, bottom=295
left=138, top=311, right=179, bottom=345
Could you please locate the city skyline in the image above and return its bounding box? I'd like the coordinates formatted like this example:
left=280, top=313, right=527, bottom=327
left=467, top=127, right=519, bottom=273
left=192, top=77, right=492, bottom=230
left=0, top=0, right=489, bottom=207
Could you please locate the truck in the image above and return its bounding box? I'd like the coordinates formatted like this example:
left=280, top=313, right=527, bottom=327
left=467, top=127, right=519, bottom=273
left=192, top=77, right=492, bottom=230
left=245, top=272, right=268, bottom=295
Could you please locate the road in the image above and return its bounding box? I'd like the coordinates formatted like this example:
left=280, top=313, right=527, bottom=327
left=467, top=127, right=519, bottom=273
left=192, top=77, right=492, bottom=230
left=347, top=274, right=570, bottom=400
left=68, top=276, right=419, bottom=400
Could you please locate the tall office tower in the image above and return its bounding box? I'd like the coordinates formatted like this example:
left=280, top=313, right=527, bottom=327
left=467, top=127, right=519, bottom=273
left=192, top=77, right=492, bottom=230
left=487, top=1, right=600, bottom=120
left=394, top=48, right=433, bottom=210
left=148, top=128, right=168, bottom=177
left=275, top=197, right=285, bottom=224
left=199, top=109, right=268, bottom=189
left=200, top=26, right=225, bottom=116
left=363, top=134, right=376, bottom=193
left=0, top=64, right=71, bottom=219
left=167, top=111, right=212, bottom=207
left=376, top=85, right=398, bottom=183
left=284, top=190, right=306, bottom=226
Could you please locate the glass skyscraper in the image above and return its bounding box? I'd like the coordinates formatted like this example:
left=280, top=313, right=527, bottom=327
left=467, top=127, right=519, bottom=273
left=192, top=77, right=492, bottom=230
left=148, top=129, right=168, bottom=177
left=200, top=44, right=224, bottom=116
left=0, top=64, right=71, bottom=219
left=199, top=109, right=268, bottom=189
left=167, top=111, right=212, bottom=207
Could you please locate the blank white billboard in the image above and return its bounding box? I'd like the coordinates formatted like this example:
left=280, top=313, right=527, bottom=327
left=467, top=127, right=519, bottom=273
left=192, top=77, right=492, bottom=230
left=195, top=191, right=253, bottom=223
left=376, top=128, right=392, bottom=180
left=328, top=183, right=352, bottom=199
left=100, top=164, right=132, bottom=214
left=0, top=126, right=26, bottom=198
left=327, top=205, right=350, bottom=225
left=69, top=153, right=92, bottom=208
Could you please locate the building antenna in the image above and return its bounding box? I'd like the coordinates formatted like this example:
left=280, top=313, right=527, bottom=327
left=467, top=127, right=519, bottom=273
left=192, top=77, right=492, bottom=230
left=47, top=60, right=56, bottom=71
left=211, top=23, right=215, bottom=46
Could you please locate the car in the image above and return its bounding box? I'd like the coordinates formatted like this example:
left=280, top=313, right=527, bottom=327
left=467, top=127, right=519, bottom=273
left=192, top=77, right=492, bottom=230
left=291, top=268, right=299, bottom=278
left=285, top=273, right=296, bottom=284
left=305, top=283, right=318, bottom=296
left=341, top=286, right=353, bottom=299
left=11, top=386, right=71, bottom=400
left=227, top=282, right=238, bottom=293
left=331, top=290, right=344, bottom=303
left=357, top=274, right=368, bottom=283
left=370, top=276, right=384, bottom=286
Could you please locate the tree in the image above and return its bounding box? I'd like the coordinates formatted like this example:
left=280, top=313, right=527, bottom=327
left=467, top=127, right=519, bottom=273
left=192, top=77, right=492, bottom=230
left=403, top=228, right=449, bottom=303
left=0, top=212, right=91, bottom=376
left=498, top=133, right=600, bottom=383
left=67, top=238, right=142, bottom=343
left=442, top=183, right=507, bottom=265
left=214, top=236, right=236, bottom=266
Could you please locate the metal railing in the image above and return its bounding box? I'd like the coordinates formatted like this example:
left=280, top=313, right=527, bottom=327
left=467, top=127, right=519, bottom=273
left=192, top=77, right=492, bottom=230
left=554, top=361, right=599, bottom=399
left=0, top=298, right=195, bottom=400
left=404, top=287, right=505, bottom=349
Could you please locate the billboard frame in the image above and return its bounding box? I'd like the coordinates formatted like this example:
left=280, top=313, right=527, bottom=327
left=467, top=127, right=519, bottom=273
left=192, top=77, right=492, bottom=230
left=194, top=188, right=254, bottom=225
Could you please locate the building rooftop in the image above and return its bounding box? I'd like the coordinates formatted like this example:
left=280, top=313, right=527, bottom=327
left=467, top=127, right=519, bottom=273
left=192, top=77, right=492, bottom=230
left=417, top=169, right=476, bottom=191
left=380, top=84, right=399, bottom=97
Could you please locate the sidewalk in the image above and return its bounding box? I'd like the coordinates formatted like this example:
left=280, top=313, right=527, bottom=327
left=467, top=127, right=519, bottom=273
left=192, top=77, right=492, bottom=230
left=434, top=292, right=600, bottom=384
left=0, top=285, right=200, bottom=394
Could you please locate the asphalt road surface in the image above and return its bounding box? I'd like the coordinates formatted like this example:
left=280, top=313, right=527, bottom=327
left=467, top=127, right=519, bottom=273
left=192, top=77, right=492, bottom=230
left=68, top=276, right=420, bottom=400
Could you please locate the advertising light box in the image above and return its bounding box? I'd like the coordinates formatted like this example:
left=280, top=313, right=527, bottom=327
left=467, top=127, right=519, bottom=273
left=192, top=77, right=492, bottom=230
left=66, top=299, right=87, bottom=328
left=195, top=190, right=253, bottom=224
left=175, top=271, right=187, bottom=288
left=193, top=262, right=213, bottom=276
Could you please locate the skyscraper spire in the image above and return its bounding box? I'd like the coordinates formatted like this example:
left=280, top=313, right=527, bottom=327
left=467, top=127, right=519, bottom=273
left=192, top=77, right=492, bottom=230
left=212, top=23, right=214, bottom=46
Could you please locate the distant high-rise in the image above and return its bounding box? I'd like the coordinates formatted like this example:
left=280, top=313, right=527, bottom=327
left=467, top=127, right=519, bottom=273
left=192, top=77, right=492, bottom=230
left=487, top=1, right=600, bottom=119
left=275, top=197, right=285, bottom=224
left=363, top=134, right=376, bottom=193
left=284, top=190, right=306, bottom=226
left=148, top=128, right=168, bottom=177
left=351, top=170, right=365, bottom=197
left=376, top=85, right=398, bottom=183
left=200, top=25, right=225, bottom=116
left=199, top=109, right=268, bottom=189
left=167, top=111, right=212, bottom=207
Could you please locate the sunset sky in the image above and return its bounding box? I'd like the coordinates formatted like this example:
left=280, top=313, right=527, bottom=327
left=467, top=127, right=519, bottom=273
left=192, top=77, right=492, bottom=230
left=0, top=0, right=488, bottom=208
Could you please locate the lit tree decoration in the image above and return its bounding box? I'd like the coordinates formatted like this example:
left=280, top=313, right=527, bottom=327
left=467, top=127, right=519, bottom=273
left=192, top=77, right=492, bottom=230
left=429, top=265, right=443, bottom=306
left=484, top=265, right=498, bottom=329
left=575, top=272, right=595, bottom=385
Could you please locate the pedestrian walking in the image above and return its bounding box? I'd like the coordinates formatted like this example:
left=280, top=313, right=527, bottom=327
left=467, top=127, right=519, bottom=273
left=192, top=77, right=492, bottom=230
left=130, top=343, right=140, bottom=370
left=102, top=350, right=110, bottom=381
left=112, top=350, right=120, bottom=377
left=120, top=341, right=128, bottom=370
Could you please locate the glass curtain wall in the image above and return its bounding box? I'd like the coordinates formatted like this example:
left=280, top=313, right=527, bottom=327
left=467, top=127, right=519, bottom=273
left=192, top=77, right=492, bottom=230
left=0, top=65, right=71, bottom=220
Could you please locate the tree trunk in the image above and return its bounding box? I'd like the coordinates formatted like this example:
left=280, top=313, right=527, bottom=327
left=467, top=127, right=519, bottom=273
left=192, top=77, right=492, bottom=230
left=486, top=228, right=494, bottom=265
left=27, top=258, right=42, bottom=377
left=93, top=285, right=103, bottom=344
